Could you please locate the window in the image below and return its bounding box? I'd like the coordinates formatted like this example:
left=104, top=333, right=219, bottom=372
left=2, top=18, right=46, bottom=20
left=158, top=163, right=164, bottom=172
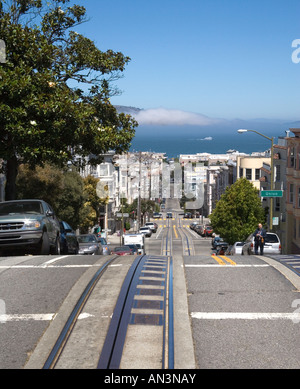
left=290, top=147, right=295, bottom=168
left=290, top=183, right=294, bottom=204
left=239, top=167, right=243, bottom=178
left=99, top=164, right=109, bottom=177
left=246, top=169, right=252, bottom=180
left=255, top=169, right=260, bottom=180
left=298, top=187, right=300, bottom=208
left=275, top=165, right=281, bottom=182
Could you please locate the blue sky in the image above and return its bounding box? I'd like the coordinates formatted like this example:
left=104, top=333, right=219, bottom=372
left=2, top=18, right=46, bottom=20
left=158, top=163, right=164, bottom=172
left=73, top=0, right=300, bottom=121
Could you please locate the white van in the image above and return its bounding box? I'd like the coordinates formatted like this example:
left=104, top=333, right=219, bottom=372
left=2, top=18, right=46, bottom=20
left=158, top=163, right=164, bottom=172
left=123, top=234, right=145, bottom=254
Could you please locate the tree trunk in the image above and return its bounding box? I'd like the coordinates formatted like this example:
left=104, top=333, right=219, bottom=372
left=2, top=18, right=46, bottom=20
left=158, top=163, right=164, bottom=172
left=5, top=156, right=18, bottom=201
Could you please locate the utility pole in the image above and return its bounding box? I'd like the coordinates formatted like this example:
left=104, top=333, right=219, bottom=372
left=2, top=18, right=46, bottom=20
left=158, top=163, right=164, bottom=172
left=137, top=151, right=142, bottom=231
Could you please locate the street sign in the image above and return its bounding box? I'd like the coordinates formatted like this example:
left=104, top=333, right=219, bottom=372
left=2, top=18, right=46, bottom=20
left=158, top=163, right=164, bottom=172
left=260, top=190, right=283, bottom=198
left=116, top=213, right=129, bottom=218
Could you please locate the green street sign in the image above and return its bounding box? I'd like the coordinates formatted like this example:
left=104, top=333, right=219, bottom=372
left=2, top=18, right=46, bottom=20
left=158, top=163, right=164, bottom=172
left=260, top=190, right=283, bottom=198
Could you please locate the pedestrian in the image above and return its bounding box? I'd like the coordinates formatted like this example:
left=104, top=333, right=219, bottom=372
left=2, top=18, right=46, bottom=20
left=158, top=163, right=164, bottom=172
left=253, top=223, right=266, bottom=255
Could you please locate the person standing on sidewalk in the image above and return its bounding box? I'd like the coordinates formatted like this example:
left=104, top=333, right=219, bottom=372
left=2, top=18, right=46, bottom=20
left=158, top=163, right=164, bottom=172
left=253, top=223, right=266, bottom=255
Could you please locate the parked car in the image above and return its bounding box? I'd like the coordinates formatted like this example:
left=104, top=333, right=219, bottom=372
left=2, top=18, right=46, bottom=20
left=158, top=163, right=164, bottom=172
left=215, top=242, right=229, bottom=255
left=77, top=234, right=103, bottom=255
left=112, top=246, right=133, bottom=256
left=0, top=199, right=61, bottom=255
left=153, top=212, right=162, bottom=219
left=194, top=225, right=204, bottom=235
left=124, top=244, right=139, bottom=254
left=139, top=226, right=152, bottom=237
left=203, top=225, right=213, bottom=237
left=212, top=236, right=224, bottom=249
left=229, top=242, right=245, bottom=255
left=60, top=221, right=79, bottom=254
left=189, top=222, right=198, bottom=230
left=242, top=232, right=281, bottom=255
left=97, top=237, right=111, bottom=255
left=144, top=222, right=158, bottom=233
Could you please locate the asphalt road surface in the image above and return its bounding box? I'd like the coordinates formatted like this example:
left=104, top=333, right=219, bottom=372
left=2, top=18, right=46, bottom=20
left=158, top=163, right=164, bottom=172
left=1, top=198, right=300, bottom=369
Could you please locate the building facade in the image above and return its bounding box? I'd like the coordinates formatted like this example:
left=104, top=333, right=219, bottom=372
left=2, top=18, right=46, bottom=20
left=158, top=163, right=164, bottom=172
left=285, top=129, right=300, bottom=254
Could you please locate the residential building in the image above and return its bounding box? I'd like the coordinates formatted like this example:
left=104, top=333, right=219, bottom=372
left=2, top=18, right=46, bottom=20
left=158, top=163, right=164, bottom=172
left=285, top=128, right=300, bottom=254
left=236, top=155, right=271, bottom=190
left=259, top=135, right=288, bottom=251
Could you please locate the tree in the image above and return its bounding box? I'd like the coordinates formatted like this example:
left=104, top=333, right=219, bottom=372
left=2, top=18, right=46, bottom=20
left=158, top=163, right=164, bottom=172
left=80, top=175, right=109, bottom=232
left=16, top=163, right=85, bottom=229
left=0, top=0, right=137, bottom=200
left=210, top=178, right=266, bottom=244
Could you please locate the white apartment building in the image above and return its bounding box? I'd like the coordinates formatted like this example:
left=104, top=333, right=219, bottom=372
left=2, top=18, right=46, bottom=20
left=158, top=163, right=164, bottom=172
left=236, top=155, right=271, bottom=190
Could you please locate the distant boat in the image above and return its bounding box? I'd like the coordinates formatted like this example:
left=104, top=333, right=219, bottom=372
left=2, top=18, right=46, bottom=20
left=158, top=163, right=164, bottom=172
left=199, top=136, right=213, bottom=141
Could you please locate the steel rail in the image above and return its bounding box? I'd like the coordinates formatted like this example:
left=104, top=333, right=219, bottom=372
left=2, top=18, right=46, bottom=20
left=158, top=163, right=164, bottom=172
left=98, top=254, right=174, bottom=369
left=167, top=256, right=174, bottom=368
left=97, top=255, right=145, bottom=368
left=42, top=255, right=118, bottom=369
left=178, top=217, right=192, bottom=256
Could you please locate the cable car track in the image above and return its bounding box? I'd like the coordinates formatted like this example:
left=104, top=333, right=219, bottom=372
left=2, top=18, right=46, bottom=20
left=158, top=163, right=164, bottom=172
left=42, top=255, right=119, bottom=369
left=43, top=253, right=174, bottom=369
left=177, top=217, right=194, bottom=256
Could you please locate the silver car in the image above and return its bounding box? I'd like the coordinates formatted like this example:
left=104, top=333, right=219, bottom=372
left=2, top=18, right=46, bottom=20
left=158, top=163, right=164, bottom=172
left=97, top=237, right=111, bottom=255
left=242, top=232, right=281, bottom=255
left=229, top=242, right=245, bottom=255
left=0, top=199, right=61, bottom=255
left=78, top=234, right=103, bottom=255
left=139, top=227, right=152, bottom=237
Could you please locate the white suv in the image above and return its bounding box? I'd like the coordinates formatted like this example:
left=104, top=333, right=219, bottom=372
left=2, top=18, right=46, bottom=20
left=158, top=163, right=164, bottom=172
left=242, top=232, right=282, bottom=255
left=144, top=222, right=158, bottom=233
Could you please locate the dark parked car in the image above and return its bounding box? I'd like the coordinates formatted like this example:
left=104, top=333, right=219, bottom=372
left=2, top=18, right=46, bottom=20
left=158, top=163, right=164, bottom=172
left=124, top=244, right=140, bottom=254
left=211, top=236, right=224, bottom=249
left=112, top=246, right=133, bottom=256
left=60, top=221, right=79, bottom=254
left=0, top=199, right=61, bottom=255
left=77, top=234, right=103, bottom=255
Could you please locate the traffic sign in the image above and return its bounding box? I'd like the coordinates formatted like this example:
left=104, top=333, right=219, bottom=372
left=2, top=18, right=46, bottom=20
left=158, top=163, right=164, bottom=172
left=260, top=190, right=283, bottom=198
left=116, top=213, right=129, bottom=218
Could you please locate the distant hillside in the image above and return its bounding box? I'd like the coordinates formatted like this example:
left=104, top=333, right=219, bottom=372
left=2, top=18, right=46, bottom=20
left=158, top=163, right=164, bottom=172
left=115, top=105, right=143, bottom=115
left=114, top=105, right=300, bottom=133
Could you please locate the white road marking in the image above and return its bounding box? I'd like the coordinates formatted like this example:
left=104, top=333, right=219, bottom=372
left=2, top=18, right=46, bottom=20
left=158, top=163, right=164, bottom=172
left=0, top=264, right=105, bottom=269
left=39, top=255, right=69, bottom=267
left=191, top=312, right=300, bottom=321
left=184, top=264, right=270, bottom=268
left=77, top=313, right=95, bottom=320
left=0, top=313, right=55, bottom=322
left=0, top=312, right=97, bottom=323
